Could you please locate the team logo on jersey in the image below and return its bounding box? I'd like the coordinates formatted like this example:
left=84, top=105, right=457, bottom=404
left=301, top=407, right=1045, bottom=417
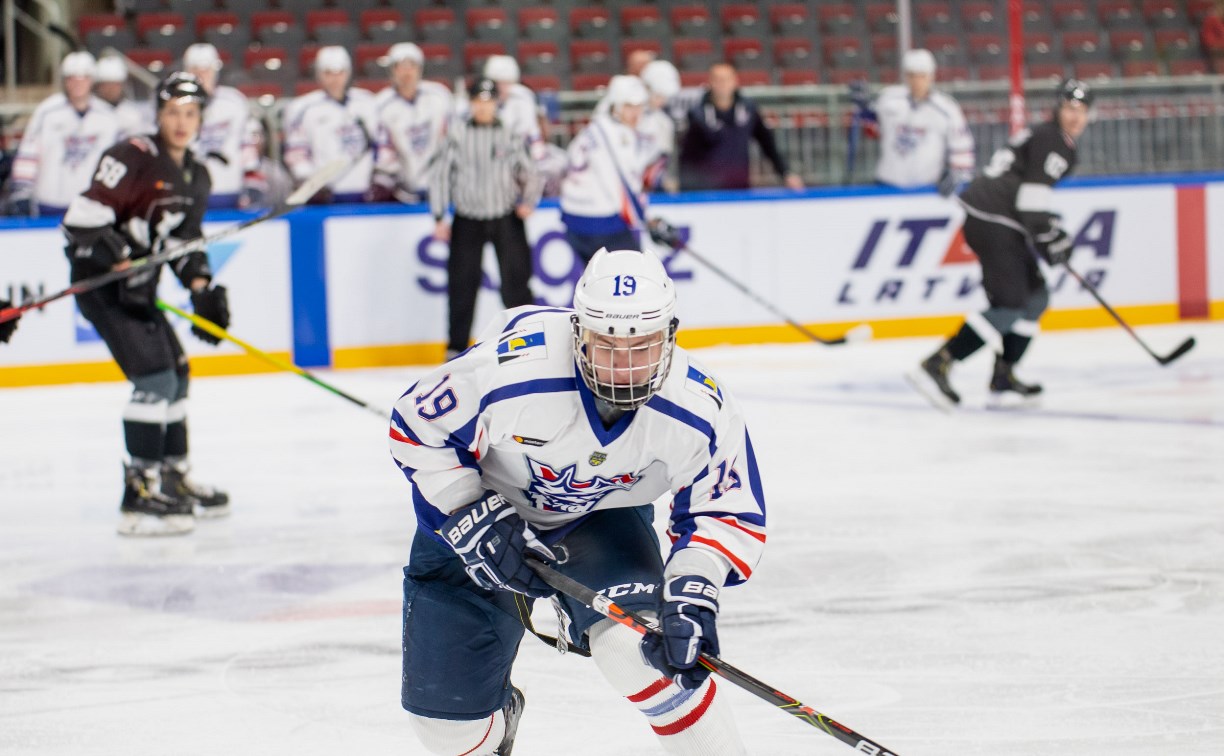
left=523, top=457, right=639, bottom=514
left=588, top=451, right=607, bottom=466
left=63, top=134, right=101, bottom=169
left=685, top=365, right=724, bottom=408
left=497, top=327, right=547, bottom=365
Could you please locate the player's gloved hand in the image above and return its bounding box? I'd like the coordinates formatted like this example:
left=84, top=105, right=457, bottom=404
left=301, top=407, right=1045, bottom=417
left=1036, top=226, right=1073, bottom=266
left=647, top=217, right=684, bottom=249
left=4, top=196, right=31, bottom=217
left=441, top=490, right=556, bottom=598
left=848, top=79, right=872, bottom=112
left=117, top=268, right=158, bottom=318
left=640, top=574, right=720, bottom=690
left=189, top=284, right=230, bottom=345
left=238, top=184, right=267, bottom=210
left=308, top=187, right=334, bottom=205
left=0, top=299, right=19, bottom=344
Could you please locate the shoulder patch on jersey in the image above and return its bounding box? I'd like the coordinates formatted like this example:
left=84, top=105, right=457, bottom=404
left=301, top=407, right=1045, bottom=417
left=684, top=364, right=724, bottom=409
left=497, top=324, right=547, bottom=365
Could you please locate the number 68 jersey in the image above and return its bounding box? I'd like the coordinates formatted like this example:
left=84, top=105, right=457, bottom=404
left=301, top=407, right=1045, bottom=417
left=389, top=306, right=768, bottom=586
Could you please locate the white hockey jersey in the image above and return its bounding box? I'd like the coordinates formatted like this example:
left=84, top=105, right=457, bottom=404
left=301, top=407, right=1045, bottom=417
left=114, top=99, right=153, bottom=140
left=283, top=87, right=378, bottom=198
left=373, top=81, right=454, bottom=196
left=389, top=307, right=768, bottom=587
left=10, top=94, right=121, bottom=213
left=593, top=98, right=674, bottom=189
left=873, top=86, right=975, bottom=189
left=193, top=85, right=255, bottom=202
left=560, top=114, right=653, bottom=229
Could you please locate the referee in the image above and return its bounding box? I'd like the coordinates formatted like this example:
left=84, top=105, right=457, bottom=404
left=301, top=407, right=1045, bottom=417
left=431, top=77, right=542, bottom=359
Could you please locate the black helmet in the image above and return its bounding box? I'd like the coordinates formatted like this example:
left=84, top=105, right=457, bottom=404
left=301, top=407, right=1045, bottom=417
left=156, top=71, right=209, bottom=111
left=1058, top=78, right=1094, bottom=107
left=468, top=77, right=498, bottom=101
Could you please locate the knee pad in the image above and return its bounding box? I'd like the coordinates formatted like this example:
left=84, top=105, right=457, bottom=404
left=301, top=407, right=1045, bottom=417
left=407, top=712, right=504, bottom=756
left=130, top=368, right=179, bottom=406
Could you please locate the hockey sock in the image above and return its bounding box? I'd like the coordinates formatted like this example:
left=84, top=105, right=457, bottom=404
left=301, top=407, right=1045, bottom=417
left=944, top=322, right=986, bottom=361
left=164, top=400, right=188, bottom=460
left=589, top=619, right=746, bottom=756
left=407, top=711, right=506, bottom=756
left=1002, top=332, right=1033, bottom=364
left=123, top=396, right=167, bottom=464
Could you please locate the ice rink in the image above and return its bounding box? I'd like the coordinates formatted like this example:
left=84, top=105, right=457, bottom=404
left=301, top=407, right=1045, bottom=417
left=1, top=321, right=1220, bottom=755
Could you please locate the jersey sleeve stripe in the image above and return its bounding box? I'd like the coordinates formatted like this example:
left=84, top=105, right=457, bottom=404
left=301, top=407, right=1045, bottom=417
left=688, top=535, right=754, bottom=580
left=504, top=307, right=571, bottom=332
left=715, top=517, right=766, bottom=543
left=479, top=377, right=577, bottom=412
left=744, top=433, right=766, bottom=515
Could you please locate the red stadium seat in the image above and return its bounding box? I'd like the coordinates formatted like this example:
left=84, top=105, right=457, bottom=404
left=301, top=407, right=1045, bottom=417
left=306, top=10, right=349, bottom=36
left=671, top=6, right=712, bottom=36
left=673, top=38, right=715, bottom=73
left=774, top=38, right=815, bottom=68
left=720, top=4, right=762, bottom=35
left=78, top=14, right=126, bottom=40
left=968, top=33, right=1006, bottom=66
left=464, top=42, right=507, bottom=74
left=236, top=82, right=286, bottom=100
left=824, top=35, right=865, bottom=68
left=737, top=70, right=772, bottom=86
left=621, top=6, right=665, bottom=37
left=571, top=73, right=610, bottom=92
left=866, top=2, right=899, bottom=34
left=414, top=9, right=458, bottom=42
left=571, top=8, right=613, bottom=38
left=245, top=47, right=293, bottom=75
left=361, top=10, right=405, bottom=44
left=353, top=78, right=387, bottom=95
left=872, top=33, right=900, bottom=68
left=819, top=4, right=861, bottom=34
left=1168, top=59, right=1208, bottom=76
left=780, top=69, right=821, bottom=85
left=621, top=39, right=664, bottom=64
left=723, top=38, right=766, bottom=70
left=1097, top=0, right=1144, bottom=28
left=976, top=64, right=1010, bottom=81
left=520, top=40, right=560, bottom=76
left=940, top=65, right=972, bottom=82
left=467, top=8, right=510, bottom=34
left=521, top=74, right=562, bottom=93
left=298, top=45, right=322, bottom=75
left=195, top=12, right=239, bottom=37
left=294, top=81, right=321, bottom=97
left=126, top=48, right=174, bottom=74
left=1028, top=62, right=1068, bottom=80
left=1073, top=61, right=1117, bottom=80
left=570, top=40, right=612, bottom=73
left=519, top=7, right=561, bottom=38
left=771, top=4, right=813, bottom=35
left=679, top=71, right=709, bottom=88
left=1121, top=60, right=1163, bottom=77
left=355, top=44, right=391, bottom=77
left=135, top=12, right=185, bottom=42
left=827, top=68, right=870, bottom=85
left=961, top=1, right=1004, bottom=32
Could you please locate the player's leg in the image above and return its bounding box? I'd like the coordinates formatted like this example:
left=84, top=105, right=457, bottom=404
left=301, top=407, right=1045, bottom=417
left=975, top=228, right=1047, bottom=404
left=403, top=531, right=527, bottom=756
left=446, top=215, right=488, bottom=358
left=553, top=506, right=747, bottom=755
left=490, top=213, right=534, bottom=309
left=77, top=290, right=192, bottom=535
left=158, top=324, right=230, bottom=517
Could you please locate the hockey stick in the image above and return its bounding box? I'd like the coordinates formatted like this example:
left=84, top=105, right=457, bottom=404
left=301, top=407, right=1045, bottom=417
left=526, top=558, right=902, bottom=755
left=156, top=299, right=386, bottom=419
left=0, top=157, right=350, bottom=325
left=1060, top=262, right=1195, bottom=367
left=674, top=242, right=873, bottom=347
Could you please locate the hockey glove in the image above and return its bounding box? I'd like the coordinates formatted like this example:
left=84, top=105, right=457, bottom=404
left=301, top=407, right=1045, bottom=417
left=189, top=285, right=230, bottom=345
left=647, top=217, right=684, bottom=250
left=1035, top=226, right=1073, bottom=266
left=440, top=491, right=556, bottom=599
left=640, top=574, right=720, bottom=690
left=0, top=299, right=18, bottom=343
left=937, top=172, right=960, bottom=198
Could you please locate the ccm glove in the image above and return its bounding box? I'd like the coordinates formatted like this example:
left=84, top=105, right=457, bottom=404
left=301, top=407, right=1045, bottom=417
left=0, top=299, right=18, bottom=343
left=641, top=574, right=720, bottom=690
left=189, top=285, right=230, bottom=345
left=440, top=491, right=556, bottom=598
left=1035, top=226, right=1073, bottom=266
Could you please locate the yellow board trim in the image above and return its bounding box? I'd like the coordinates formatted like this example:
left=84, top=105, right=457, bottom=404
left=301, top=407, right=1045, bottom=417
left=1, top=302, right=1217, bottom=388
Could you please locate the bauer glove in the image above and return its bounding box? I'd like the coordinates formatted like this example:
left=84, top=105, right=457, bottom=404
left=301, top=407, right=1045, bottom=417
left=641, top=574, right=720, bottom=690
left=189, top=285, right=230, bottom=345
left=440, top=491, right=556, bottom=598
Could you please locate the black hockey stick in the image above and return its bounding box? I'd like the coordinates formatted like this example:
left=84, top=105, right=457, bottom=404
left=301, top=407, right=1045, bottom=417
left=675, top=242, right=873, bottom=347
left=1061, top=262, right=1195, bottom=367
left=0, top=157, right=350, bottom=325
left=526, top=558, right=902, bottom=755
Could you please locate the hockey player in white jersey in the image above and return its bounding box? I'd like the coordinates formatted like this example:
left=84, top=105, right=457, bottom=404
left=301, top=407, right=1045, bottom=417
left=854, top=49, right=975, bottom=195
left=594, top=60, right=681, bottom=192
left=6, top=52, right=120, bottom=217
left=182, top=43, right=258, bottom=209
left=94, top=56, right=153, bottom=140
left=392, top=247, right=762, bottom=755
left=560, top=76, right=654, bottom=263
left=369, top=42, right=454, bottom=204
left=283, top=46, right=378, bottom=203
left=483, top=55, right=543, bottom=158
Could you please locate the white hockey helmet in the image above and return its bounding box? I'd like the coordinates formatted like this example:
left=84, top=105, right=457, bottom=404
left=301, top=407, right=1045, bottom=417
left=483, top=54, right=520, bottom=83
left=61, top=51, right=97, bottom=79
left=95, top=56, right=127, bottom=83
left=389, top=42, right=424, bottom=68
left=316, top=45, right=352, bottom=73
left=640, top=60, right=680, bottom=100
left=184, top=43, right=222, bottom=72
left=572, top=248, right=679, bottom=410
left=902, top=48, right=937, bottom=75
left=606, top=75, right=649, bottom=108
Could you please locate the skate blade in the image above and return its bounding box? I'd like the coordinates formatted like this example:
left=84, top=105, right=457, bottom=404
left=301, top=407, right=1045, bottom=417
left=194, top=503, right=231, bottom=519
left=117, top=512, right=195, bottom=537
left=904, top=369, right=956, bottom=413
left=986, top=391, right=1043, bottom=411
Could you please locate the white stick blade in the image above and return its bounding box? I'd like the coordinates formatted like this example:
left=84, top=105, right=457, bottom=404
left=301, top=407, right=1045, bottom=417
left=286, top=157, right=351, bottom=206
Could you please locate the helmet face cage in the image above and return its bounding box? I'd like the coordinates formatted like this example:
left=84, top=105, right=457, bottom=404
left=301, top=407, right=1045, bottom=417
left=572, top=316, right=678, bottom=410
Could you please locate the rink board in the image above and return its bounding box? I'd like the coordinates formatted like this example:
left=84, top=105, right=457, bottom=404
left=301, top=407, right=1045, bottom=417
left=1, top=175, right=1221, bottom=385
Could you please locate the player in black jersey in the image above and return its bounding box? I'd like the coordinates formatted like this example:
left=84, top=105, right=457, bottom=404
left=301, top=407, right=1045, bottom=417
left=61, top=73, right=232, bottom=536
left=909, top=79, right=1093, bottom=410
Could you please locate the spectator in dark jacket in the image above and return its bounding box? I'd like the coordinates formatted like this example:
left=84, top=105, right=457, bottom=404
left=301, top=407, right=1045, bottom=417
left=679, top=62, right=803, bottom=191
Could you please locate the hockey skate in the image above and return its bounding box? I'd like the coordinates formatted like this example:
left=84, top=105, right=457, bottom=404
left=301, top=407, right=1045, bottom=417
left=162, top=463, right=230, bottom=518
left=495, top=686, right=525, bottom=755
left=118, top=464, right=194, bottom=537
left=987, top=357, right=1043, bottom=409
left=905, top=348, right=961, bottom=411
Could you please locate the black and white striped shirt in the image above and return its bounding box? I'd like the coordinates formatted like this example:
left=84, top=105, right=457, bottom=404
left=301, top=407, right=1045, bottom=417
left=429, top=117, right=542, bottom=221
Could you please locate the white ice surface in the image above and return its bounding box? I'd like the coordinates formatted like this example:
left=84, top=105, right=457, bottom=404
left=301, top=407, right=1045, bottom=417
left=1, top=322, right=1221, bottom=755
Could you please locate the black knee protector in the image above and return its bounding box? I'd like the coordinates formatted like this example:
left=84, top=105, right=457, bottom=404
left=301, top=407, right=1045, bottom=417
left=130, top=368, right=179, bottom=405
